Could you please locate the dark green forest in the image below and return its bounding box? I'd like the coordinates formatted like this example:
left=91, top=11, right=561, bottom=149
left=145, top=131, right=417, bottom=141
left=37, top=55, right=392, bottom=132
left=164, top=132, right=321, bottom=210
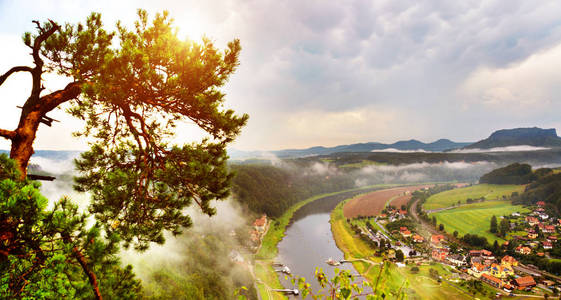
left=230, top=164, right=354, bottom=217
left=479, top=163, right=536, bottom=184
left=513, top=172, right=561, bottom=216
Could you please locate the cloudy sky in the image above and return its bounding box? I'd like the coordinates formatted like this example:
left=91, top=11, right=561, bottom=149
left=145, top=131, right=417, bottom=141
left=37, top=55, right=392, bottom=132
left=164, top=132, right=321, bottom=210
left=1, top=0, right=561, bottom=151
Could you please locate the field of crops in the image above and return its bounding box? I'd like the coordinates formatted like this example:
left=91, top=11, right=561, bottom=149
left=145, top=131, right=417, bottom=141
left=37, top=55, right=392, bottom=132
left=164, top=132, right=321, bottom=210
left=343, top=185, right=432, bottom=218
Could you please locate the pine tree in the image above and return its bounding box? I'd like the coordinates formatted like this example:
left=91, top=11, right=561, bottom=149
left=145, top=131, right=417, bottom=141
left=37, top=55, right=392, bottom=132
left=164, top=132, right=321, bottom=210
left=499, top=218, right=510, bottom=237
left=0, top=155, right=141, bottom=299
left=0, top=10, right=247, bottom=298
left=490, top=215, right=498, bottom=234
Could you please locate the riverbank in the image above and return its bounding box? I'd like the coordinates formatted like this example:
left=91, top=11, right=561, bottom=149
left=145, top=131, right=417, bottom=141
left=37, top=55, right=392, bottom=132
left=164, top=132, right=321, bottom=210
left=330, top=190, right=476, bottom=299
left=254, top=184, right=397, bottom=300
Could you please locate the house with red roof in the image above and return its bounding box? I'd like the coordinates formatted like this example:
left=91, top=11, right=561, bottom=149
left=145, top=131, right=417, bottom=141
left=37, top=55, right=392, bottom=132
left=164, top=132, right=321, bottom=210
left=543, top=241, right=553, bottom=249
left=543, top=225, right=555, bottom=233
left=432, top=248, right=448, bottom=261
left=412, top=234, right=424, bottom=243
left=515, top=276, right=536, bottom=290
left=526, top=216, right=539, bottom=226
left=253, top=215, right=267, bottom=233
left=481, top=273, right=503, bottom=288
left=431, top=234, right=445, bottom=247
left=516, top=246, right=531, bottom=255
left=501, top=255, right=518, bottom=267
left=400, top=230, right=412, bottom=238
left=537, top=201, right=545, bottom=207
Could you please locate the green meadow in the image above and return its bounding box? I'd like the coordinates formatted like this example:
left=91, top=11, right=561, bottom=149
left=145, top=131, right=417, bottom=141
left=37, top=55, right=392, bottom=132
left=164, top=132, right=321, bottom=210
left=423, top=184, right=525, bottom=210
left=430, top=200, right=529, bottom=244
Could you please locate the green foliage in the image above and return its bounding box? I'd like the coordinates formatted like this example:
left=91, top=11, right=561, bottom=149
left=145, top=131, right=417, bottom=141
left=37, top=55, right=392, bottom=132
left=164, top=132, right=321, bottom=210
left=386, top=218, right=416, bottom=233
left=230, top=164, right=354, bottom=218
left=480, top=163, right=536, bottom=185
left=23, top=10, right=249, bottom=250
left=490, top=215, right=498, bottom=233
left=0, top=154, right=141, bottom=298
left=513, top=173, right=561, bottom=215
left=499, top=218, right=510, bottom=237
left=395, top=250, right=405, bottom=262
left=460, top=233, right=488, bottom=248
left=290, top=264, right=406, bottom=300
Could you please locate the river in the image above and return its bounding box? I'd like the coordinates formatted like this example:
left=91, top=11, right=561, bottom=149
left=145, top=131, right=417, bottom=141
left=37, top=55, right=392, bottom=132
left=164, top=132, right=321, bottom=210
left=275, top=188, right=380, bottom=297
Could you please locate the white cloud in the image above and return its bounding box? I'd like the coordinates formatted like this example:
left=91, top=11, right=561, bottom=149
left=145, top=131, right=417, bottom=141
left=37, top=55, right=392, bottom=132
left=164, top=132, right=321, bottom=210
left=451, top=145, right=551, bottom=153
left=460, top=42, right=561, bottom=114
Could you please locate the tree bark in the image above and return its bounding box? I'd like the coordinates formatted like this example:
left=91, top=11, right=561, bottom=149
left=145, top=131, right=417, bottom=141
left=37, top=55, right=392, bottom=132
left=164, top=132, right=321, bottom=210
left=6, top=82, right=81, bottom=179
left=9, top=108, right=42, bottom=179
left=72, top=245, right=103, bottom=300
left=62, top=233, right=102, bottom=300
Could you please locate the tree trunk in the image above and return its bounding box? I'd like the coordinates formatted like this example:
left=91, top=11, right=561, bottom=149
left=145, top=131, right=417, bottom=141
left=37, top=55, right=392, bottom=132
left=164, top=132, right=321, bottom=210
left=9, top=108, right=42, bottom=179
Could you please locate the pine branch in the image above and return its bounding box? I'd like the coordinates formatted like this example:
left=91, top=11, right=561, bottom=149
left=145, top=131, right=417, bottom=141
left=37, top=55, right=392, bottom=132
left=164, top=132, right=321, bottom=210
left=0, top=128, right=16, bottom=140
left=0, top=66, right=33, bottom=87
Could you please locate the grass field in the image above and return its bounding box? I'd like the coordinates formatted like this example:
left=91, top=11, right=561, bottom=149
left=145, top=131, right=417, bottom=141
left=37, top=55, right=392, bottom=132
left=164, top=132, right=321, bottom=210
left=423, top=184, right=525, bottom=210
left=431, top=200, right=530, bottom=244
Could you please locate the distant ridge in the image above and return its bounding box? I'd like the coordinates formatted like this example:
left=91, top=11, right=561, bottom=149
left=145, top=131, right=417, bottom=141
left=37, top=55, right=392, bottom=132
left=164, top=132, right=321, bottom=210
left=465, top=127, right=561, bottom=149
left=229, top=139, right=471, bottom=159
left=0, top=150, right=81, bottom=160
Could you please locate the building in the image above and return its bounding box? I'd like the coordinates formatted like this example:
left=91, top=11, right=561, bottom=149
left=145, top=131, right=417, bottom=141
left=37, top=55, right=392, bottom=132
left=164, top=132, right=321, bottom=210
left=537, top=201, right=545, bottom=207
left=516, top=246, right=531, bottom=255
left=253, top=215, right=267, bottom=233
left=543, top=225, right=555, bottom=233
left=400, top=230, right=412, bottom=238
left=432, top=248, right=449, bottom=261
left=515, top=276, right=536, bottom=290
left=481, top=273, right=503, bottom=288
left=488, top=263, right=514, bottom=279
left=543, top=241, right=553, bottom=249
left=526, top=216, right=539, bottom=226
left=468, top=262, right=488, bottom=277
left=447, top=254, right=466, bottom=267
left=412, top=234, right=424, bottom=243
left=431, top=234, right=445, bottom=247
left=501, top=255, right=518, bottom=267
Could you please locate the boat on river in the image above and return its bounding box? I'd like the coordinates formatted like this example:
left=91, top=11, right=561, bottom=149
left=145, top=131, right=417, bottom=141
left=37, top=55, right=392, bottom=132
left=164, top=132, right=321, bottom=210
left=326, top=257, right=341, bottom=266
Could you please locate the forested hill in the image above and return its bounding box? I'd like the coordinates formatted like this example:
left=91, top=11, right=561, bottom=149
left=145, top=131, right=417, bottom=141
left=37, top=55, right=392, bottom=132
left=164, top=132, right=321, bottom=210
left=230, top=164, right=354, bottom=217
left=479, top=163, right=537, bottom=184
left=480, top=162, right=561, bottom=215
left=513, top=172, right=561, bottom=216
left=465, top=127, right=561, bottom=149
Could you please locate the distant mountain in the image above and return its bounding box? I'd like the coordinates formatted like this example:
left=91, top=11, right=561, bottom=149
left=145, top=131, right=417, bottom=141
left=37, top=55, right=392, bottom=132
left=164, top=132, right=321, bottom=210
left=0, top=150, right=81, bottom=161
left=465, top=127, right=561, bottom=149
left=229, top=139, right=472, bottom=159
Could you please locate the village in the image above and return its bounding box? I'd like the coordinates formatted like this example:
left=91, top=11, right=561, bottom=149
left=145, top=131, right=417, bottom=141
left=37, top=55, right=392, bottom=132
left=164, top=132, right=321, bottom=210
left=344, top=199, right=561, bottom=298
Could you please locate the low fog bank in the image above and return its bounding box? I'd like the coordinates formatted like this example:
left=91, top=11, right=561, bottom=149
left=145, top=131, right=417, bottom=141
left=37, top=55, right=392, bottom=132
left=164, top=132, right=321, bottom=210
left=351, top=161, right=498, bottom=186
left=451, top=145, right=551, bottom=153
left=120, top=199, right=257, bottom=299
left=31, top=155, right=258, bottom=299
left=296, top=160, right=499, bottom=187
